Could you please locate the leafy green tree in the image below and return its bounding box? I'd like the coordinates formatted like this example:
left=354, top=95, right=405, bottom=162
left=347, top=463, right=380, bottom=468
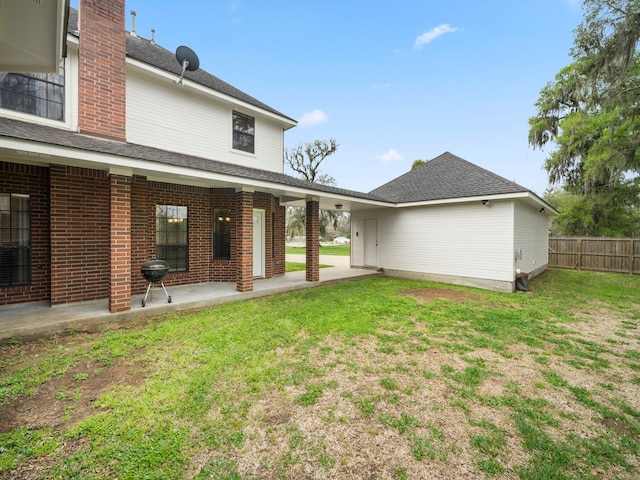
left=412, top=159, right=426, bottom=169
left=529, top=0, right=640, bottom=236
left=545, top=183, right=640, bottom=237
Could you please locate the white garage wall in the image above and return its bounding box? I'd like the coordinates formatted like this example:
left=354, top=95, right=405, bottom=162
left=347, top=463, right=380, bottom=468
left=514, top=202, right=550, bottom=278
left=352, top=201, right=517, bottom=291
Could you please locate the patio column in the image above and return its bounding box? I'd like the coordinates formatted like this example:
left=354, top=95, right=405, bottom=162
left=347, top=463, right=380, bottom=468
left=306, top=198, right=320, bottom=282
left=236, top=189, right=254, bottom=292
left=109, top=173, right=131, bottom=312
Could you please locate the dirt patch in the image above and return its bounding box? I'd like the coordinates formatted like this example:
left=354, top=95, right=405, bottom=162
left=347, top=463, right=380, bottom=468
left=0, top=355, right=145, bottom=434
left=0, top=323, right=153, bottom=436
left=401, top=288, right=482, bottom=303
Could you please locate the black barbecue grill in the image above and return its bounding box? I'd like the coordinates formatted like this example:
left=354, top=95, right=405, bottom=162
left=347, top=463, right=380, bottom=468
left=141, top=260, right=172, bottom=307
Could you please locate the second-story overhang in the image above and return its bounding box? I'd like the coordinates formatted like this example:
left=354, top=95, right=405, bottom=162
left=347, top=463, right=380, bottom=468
left=0, top=120, right=391, bottom=213
left=0, top=0, right=69, bottom=73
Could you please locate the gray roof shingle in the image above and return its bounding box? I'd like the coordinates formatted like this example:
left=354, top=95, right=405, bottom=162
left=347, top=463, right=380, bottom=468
left=67, top=8, right=295, bottom=123
left=0, top=116, right=386, bottom=202
left=369, top=152, right=529, bottom=203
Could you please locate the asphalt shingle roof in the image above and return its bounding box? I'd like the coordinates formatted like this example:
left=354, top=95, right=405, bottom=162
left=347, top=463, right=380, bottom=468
left=369, top=152, right=530, bottom=203
left=0, top=116, right=386, bottom=202
left=2, top=11, right=536, bottom=207
left=67, top=8, right=294, bottom=123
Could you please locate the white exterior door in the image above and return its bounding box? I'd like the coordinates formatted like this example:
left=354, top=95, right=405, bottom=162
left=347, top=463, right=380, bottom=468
left=253, top=209, right=265, bottom=277
left=364, top=218, right=378, bottom=267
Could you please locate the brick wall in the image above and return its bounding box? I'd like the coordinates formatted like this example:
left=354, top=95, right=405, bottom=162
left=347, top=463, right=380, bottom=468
left=0, top=162, right=50, bottom=306
left=78, top=0, right=126, bottom=141
left=109, top=174, right=131, bottom=312
left=235, top=190, right=254, bottom=292
left=131, top=180, right=211, bottom=293
left=1, top=165, right=288, bottom=307
left=50, top=165, right=110, bottom=304
left=306, top=200, right=320, bottom=282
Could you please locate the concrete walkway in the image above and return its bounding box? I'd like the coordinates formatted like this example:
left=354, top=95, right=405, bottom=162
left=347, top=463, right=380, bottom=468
left=0, top=255, right=378, bottom=340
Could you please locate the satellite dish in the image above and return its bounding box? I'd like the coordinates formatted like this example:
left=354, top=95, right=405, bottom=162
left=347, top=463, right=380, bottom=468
left=175, top=45, right=200, bottom=84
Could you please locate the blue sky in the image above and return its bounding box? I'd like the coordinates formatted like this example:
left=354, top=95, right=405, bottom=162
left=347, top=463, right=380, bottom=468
left=72, top=1, right=584, bottom=196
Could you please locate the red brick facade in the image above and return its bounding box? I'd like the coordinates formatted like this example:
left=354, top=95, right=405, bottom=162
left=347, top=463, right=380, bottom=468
left=0, top=163, right=50, bottom=305
left=0, top=162, right=286, bottom=307
left=109, top=175, right=131, bottom=312
left=306, top=200, right=320, bottom=282
left=0, top=0, right=291, bottom=310
left=78, top=0, right=126, bottom=141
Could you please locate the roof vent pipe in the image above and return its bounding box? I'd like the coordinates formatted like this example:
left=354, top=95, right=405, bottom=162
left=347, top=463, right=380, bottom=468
left=130, top=10, right=137, bottom=37
left=150, top=29, right=156, bottom=44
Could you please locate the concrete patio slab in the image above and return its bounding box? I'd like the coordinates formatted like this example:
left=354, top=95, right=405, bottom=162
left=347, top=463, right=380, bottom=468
left=0, top=255, right=378, bottom=340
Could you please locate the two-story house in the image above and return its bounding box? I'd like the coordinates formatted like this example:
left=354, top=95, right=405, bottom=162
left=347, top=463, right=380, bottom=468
left=0, top=0, right=381, bottom=314
left=1, top=0, right=556, bottom=326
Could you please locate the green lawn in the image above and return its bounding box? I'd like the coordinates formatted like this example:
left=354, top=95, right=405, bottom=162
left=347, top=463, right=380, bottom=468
left=286, top=244, right=350, bottom=256
left=1, top=269, right=639, bottom=479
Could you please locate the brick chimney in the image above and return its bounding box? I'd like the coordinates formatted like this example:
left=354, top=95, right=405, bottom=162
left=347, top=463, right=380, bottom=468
left=77, top=0, right=126, bottom=142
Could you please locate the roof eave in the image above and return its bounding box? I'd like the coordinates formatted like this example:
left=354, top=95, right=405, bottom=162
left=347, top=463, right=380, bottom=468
left=126, top=58, right=297, bottom=129
left=395, top=191, right=559, bottom=215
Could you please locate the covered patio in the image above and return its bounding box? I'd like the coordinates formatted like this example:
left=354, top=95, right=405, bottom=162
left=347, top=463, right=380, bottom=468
left=0, top=254, right=379, bottom=340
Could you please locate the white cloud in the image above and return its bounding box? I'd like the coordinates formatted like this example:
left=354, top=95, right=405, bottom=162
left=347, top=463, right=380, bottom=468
left=298, top=109, right=328, bottom=127
left=414, top=24, right=460, bottom=49
left=378, top=149, right=404, bottom=163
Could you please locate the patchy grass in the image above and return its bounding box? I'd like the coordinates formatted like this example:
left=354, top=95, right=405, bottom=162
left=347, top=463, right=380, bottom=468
left=0, top=269, right=639, bottom=479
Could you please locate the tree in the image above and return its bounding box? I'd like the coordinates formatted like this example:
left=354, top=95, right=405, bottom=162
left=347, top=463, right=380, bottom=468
left=285, top=138, right=339, bottom=183
left=284, top=139, right=347, bottom=240
left=411, top=159, right=426, bottom=169
left=528, top=0, right=640, bottom=235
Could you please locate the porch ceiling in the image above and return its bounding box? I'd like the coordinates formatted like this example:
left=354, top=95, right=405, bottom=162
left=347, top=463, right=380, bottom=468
left=0, top=0, right=69, bottom=73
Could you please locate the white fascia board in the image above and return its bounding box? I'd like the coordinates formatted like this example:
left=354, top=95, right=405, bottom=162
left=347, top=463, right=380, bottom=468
left=395, top=192, right=558, bottom=215
left=126, top=58, right=297, bottom=130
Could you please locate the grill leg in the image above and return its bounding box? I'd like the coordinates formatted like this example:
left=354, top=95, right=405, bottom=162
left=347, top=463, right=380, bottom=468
left=142, top=282, right=153, bottom=307
left=160, top=282, right=171, bottom=303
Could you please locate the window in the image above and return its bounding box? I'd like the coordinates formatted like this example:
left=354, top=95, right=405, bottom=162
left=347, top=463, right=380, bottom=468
left=0, top=61, right=65, bottom=121
left=232, top=111, right=255, bottom=153
left=156, top=205, right=188, bottom=272
left=213, top=208, right=231, bottom=260
left=0, top=194, right=31, bottom=287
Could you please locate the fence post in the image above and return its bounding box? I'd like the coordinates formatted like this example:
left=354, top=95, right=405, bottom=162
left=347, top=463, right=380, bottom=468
left=631, top=239, right=634, bottom=275
left=576, top=238, right=582, bottom=270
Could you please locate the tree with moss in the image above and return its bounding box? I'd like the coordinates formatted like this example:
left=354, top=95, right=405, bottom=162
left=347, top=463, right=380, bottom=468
left=529, top=0, right=640, bottom=236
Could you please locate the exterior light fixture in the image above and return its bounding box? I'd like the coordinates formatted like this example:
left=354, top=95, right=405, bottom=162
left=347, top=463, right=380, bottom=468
left=335, top=204, right=343, bottom=210
left=481, top=200, right=489, bottom=206
left=539, top=207, right=545, bottom=213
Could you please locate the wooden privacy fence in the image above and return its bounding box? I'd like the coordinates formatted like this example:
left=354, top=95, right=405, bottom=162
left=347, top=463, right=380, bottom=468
left=548, top=237, right=640, bottom=274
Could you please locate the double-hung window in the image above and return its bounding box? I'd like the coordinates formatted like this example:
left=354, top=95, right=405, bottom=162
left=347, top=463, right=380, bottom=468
left=0, top=193, right=31, bottom=287
left=0, top=61, right=65, bottom=121
left=156, top=205, right=188, bottom=272
left=232, top=111, right=255, bottom=153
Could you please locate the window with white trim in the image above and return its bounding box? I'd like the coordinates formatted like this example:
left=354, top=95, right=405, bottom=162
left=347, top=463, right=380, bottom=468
left=232, top=111, right=255, bottom=153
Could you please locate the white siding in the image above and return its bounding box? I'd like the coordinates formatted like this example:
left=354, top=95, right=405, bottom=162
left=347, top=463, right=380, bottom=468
left=352, top=201, right=516, bottom=283
left=514, top=201, right=550, bottom=277
left=126, top=67, right=285, bottom=173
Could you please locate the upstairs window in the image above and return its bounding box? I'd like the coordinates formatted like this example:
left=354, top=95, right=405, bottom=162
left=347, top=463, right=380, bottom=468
left=0, top=193, right=31, bottom=287
left=156, top=205, right=188, bottom=272
left=232, top=111, right=255, bottom=153
left=0, top=61, right=65, bottom=121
